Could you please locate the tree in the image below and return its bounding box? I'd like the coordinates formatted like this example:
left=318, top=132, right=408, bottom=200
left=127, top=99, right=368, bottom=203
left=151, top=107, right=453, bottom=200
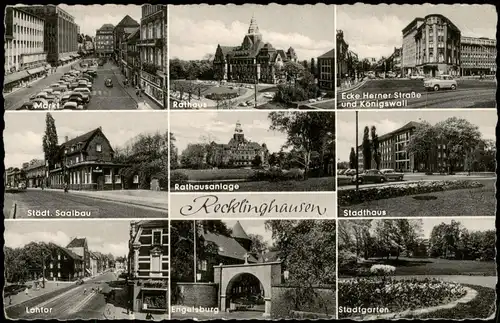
left=435, top=117, right=482, bottom=174
left=170, top=133, right=178, bottom=169
left=362, top=126, right=371, bottom=170
left=251, top=155, right=262, bottom=167
left=42, top=113, right=59, bottom=180
left=310, top=58, right=316, bottom=77
left=370, top=126, right=381, bottom=169
left=302, top=60, right=309, bottom=69
left=429, top=220, right=462, bottom=258
left=268, top=112, right=335, bottom=179
left=180, top=144, right=207, bottom=169
left=283, top=61, right=305, bottom=84
left=407, top=122, right=438, bottom=172
left=372, top=219, right=422, bottom=259
left=349, top=147, right=357, bottom=169
left=247, top=233, right=268, bottom=256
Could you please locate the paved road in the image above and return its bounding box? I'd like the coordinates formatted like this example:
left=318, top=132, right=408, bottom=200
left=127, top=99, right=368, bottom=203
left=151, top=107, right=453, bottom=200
left=338, top=79, right=496, bottom=109
left=14, top=272, right=116, bottom=320
left=4, top=61, right=81, bottom=111
left=339, top=174, right=495, bottom=190
left=86, top=63, right=137, bottom=110
left=4, top=189, right=166, bottom=218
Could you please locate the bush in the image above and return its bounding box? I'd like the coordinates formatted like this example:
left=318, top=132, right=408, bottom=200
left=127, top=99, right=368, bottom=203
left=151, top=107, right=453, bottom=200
left=338, top=277, right=468, bottom=318
left=205, top=92, right=238, bottom=100
left=286, top=168, right=305, bottom=180
left=370, top=264, right=396, bottom=276
left=338, top=180, right=484, bottom=206
left=249, top=168, right=305, bottom=182
left=170, top=171, right=189, bottom=186
left=338, top=250, right=359, bottom=271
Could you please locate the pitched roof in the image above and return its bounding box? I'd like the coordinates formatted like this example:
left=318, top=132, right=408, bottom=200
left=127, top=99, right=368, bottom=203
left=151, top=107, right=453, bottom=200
left=67, top=237, right=87, bottom=248
left=59, top=246, right=83, bottom=260
left=127, top=27, right=140, bottom=40
left=26, top=159, right=45, bottom=170
left=59, top=127, right=113, bottom=155
left=231, top=221, right=250, bottom=240
left=99, top=24, right=115, bottom=30
left=319, top=49, right=334, bottom=59
left=116, top=15, right=139, bottom=27
left=203, top=232, right=258, bottom=262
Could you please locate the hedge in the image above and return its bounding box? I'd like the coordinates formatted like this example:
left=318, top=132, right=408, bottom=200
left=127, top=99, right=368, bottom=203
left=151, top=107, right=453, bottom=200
left=338, top=180, right=484, bottom=206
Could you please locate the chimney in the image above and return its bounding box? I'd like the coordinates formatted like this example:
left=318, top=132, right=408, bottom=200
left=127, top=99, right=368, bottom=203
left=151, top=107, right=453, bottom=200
left=64, top=136, right=69, bottom=142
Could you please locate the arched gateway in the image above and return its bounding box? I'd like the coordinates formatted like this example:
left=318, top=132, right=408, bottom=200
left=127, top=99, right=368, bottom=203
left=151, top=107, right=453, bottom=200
left=213, top=261, right=282, bottom=317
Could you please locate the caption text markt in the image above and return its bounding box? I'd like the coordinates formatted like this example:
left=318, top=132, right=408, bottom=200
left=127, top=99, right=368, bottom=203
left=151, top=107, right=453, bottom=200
left=27, top=210, right=92, bottom=217
left=179, top=194, right=328, bottom=217
left=340, top=91, right=421, bottom=108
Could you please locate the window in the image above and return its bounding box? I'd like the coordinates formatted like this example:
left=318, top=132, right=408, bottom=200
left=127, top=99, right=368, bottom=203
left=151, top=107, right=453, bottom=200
left=201, top=260, right=208, bottom=271
left=151, top=254, right=161, bottom=273
left=76, top=156, right=79, bottom=163
left=105, top=175, right=112, bottom=184
left=153, top=230, right=162, bottom=245
left=96, top=144, right=102, bottom=152
left=115, top=175, right=121, bottom=184
left=50, top=263, right=53, bottom=269
left=133, top=175, right=139, bottom=184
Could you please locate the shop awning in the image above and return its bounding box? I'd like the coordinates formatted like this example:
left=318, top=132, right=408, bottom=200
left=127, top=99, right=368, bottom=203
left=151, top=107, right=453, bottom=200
left=4, top=70, right=30, bottom=85
left=27, top=66, right=45, bottom=75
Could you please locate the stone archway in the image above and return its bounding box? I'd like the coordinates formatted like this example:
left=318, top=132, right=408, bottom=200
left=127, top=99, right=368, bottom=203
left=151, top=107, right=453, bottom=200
left=213, top=262, right=281, bottom=317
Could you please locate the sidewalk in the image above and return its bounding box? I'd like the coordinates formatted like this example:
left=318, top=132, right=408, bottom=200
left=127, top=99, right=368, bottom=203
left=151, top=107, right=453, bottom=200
left=102, top=288, right=168, bottom=320
left=111, top=65, right=161, bottom=110
left=31, top=188, right=168, bottom=211
left=4, top=281, right=69, bottom=308
left=338, top=78, right=368, bottom=93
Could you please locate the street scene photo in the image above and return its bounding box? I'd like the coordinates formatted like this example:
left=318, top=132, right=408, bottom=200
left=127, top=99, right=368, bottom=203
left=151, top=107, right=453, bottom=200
left=337, top=110, right=496, bottom=217
left=171, top=220, right=336, bottom=319
left=337, top=4, right=496, bottom=109
left=4, top=220, right=169, bottom=320
left=4, top=4, right=167, bottom=111
left=170, top=111, right=335, bottom=192
left=338, top=218, right=496, bottom=320
left=4, top=112, right=168, bottom=218
left=169, top=4, right=335, bottom=110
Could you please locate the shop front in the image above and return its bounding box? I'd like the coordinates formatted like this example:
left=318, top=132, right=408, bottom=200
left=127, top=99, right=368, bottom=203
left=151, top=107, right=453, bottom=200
left=130, top=278, right=168, bottom=314
left=140, top=70, right=165, bottom=109
left=49, top=162, right=128, bottom=191
left=3, top=70, right=30, bottom=93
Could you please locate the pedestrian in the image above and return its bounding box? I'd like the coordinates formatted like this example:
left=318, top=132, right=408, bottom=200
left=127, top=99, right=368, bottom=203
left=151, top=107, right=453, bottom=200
left=25, top=287, right=29, bottom=296
left=146, top=313, right=154, bottom=320
left=9, top=295, right=12, bottom=305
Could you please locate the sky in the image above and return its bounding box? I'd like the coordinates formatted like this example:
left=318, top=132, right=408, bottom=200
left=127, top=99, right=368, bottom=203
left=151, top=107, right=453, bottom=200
left=337, top=4, right=497, bottom=59
left=170, top=111, right=287, bottom=154
left=4, top=220, right=132, bottom=257
left=418, top=218, right=495, bottom=239
left=58, top=4, right=142, bottom=36
left=4, top=112, right=168, bottom=169
left=169, top=4, right=335, bottom=61
left=224, top=220, right=273, bottom=245
left=336, top=110, right=497, bottom=162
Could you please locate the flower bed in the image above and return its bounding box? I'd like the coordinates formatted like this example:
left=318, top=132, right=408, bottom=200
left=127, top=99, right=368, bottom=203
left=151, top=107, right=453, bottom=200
left=338, top=277, right=467, bottom=318
left=338, top=180, right=483, bottom=206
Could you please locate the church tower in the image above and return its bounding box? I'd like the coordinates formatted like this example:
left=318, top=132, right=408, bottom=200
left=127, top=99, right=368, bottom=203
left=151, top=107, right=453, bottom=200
left=233, top=121, right=245, bottom=143
left=245, top=15, right=263, bottom=45
left=232, top=221, right=252, bottom=252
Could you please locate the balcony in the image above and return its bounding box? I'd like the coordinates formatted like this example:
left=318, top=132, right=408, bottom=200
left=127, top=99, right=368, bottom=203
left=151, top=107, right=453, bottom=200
left=137, top=38, right=163, bottom=48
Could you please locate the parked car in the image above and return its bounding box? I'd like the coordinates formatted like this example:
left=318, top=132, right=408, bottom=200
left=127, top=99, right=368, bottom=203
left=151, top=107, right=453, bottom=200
left=424, top=75, right=457, bottom=91
left=308, top=98, right=317, bottom=103
left=17, top=102, right=35, bottom=110
left=74, top=87, right=92, bottom=97
left=238, top=102, right=247, bottom=107
left=62, top=101, right=84, bottom=110
left=410, top=74, right=425, bottom=80
left=69, top=91, right=89, bottom=103
left=344, top=169, right=357, bottom=176
left=61, top=94, right=85, bottom=106
left=42, top=88, right=54, bottom=94
left=77, top=81, right=92, bottom=91
left=18, top=182, right=27, bottom=190
left=105, top=78, right=113, bottom=87
left=352, top=169, right=387, bottom=184
left=380, top=169, right=405, bottom=181
left=50, top=83, right=60, bottom=88
left=337, top=169, right=347, bottom=175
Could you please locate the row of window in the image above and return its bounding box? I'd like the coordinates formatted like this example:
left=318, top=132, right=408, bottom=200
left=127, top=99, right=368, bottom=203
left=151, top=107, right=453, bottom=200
left=141, top=47, right=163, bottom=67
left=142, top=20, right=163, bottom=40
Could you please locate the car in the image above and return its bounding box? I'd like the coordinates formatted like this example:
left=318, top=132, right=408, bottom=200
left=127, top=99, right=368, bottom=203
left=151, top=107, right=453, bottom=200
left=264, top=93, right=274, bottom=99
left=50, top=83, right=60, bottom=88
left=69, top=91, right=89, bottom=103
left=86, top=70, right=97, bottom=77
left=69, top=82, right=80, bottom=90
left=380, top=169, right=405, bottom=181
left=74, top=87, right=92, bottom=97
left=238, top=102, right=247, bottom=107
left=17, top=102, right=35, bottom=110
left=424, top=75, right=457, bottom=91
left=352, top=169, right=387, bottom=184
left=105, top=78, right=113, bottom=87
left=308, top=98, right=317, bottom=103
left=344, top=169, right=357, bottom=176
left=77, top=81, right=92, bottom=90
left=62, top=101, right=84, bottom=110
left=81, top=74, right=94, bottom=82
left=246, top=100, right=253, bottom=105
left=18, top=182, right=27, bottom=190
left=337, top=169, right=347, bottom=175
left=61, top=94, right=84, bottom=105
left=410, top=74, right=425, bottom=80
left=30, top=92, right=53, bottom=101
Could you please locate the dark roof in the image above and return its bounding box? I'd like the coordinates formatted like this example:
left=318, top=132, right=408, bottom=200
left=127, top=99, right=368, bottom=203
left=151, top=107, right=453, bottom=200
left=319, top=49, right=334, bottom=59
left=135, top=220, right=169, bottom=229
left=99, top=24, right=115, bottom=30
left=203, top=232, right=258, bottom=262
left=127, top=27, right=140, bottom=40
left=25, top=159, right=45, bottom=170
left=67, top=237, right=87, bottom=248
left=231, top=221, right=250, bottom=240
left=116, top=15, right=139, bottom=28
left=59, top=127, right=113, bottom=155
left=59, top=247, right=83, bottom=260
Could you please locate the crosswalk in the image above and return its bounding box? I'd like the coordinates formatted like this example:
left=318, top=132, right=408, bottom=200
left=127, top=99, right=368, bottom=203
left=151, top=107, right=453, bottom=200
left=91, top=90, right=113, bottom=96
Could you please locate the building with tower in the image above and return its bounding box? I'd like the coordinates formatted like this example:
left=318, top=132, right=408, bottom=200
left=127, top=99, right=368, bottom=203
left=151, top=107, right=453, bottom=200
left=213, top=16, right=298, bottom=84
left=205, top=121, right=269, bottom=168
left=96, top=24, right=115, bottom=58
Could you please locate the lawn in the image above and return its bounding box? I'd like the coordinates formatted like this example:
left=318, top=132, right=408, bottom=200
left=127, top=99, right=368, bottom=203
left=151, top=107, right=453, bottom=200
left=406, top=284, right=496, bottom=319
left=339, top=257, right=496, bottom=277
left=170, top=80, right=242, bottom=96
left=234, top=177, right=335, bottom=192
left=310, top=100, right=335, bottom=109
left=339, top=179, right=495, bottom=217
left=176, top=168, right=257, bottom=181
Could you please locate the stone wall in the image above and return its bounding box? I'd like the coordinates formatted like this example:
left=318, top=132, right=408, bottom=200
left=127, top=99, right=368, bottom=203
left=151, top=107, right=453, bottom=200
left=271, top=285, right=336, bottom=319
left=173, top=282, right=218, bottom=308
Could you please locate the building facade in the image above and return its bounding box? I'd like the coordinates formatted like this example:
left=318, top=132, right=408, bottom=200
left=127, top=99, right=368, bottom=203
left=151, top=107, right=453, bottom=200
left=317, top=49, right=334, bottom=91
left=4, top=6, right=47, bottom=90
left=5, top=167, right=23, bottom=188
left=24, top=159, right=46, bottom=188
left=414, top=14, right=461, bottom=76
left=96, top=24, right=115, bottom=57
left=128, top=220, right=169, bottom=313
left=386, top=47, right=402, bottom=73
left=66, top=238, right=91, bottom=277
left=401, top=18, right=425, bottom=76
left=89, top=252, right=99, bottom=277
left=47, top=127, right=129, bottom=191
left=46, top=246, right=84, bottom=281
left=213, top=16, right=298, bottom=84
left=460, top=36, right=496, bottom=76
left=113, top=15, right=140, bottom=72
left=138, top=4, right=168, bottom=109
left=206, top=121, right=269, bottom=168
left=126, top=28, right=141, bottom=86
left=336, top=30, right=350, bottom=83
left=18, top=5, right=79, bottom=66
